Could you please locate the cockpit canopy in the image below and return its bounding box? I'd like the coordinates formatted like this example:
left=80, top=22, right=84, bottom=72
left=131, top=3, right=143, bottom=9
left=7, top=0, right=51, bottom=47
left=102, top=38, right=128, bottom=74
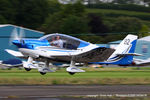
left=39, top=33, right=90, bottom=50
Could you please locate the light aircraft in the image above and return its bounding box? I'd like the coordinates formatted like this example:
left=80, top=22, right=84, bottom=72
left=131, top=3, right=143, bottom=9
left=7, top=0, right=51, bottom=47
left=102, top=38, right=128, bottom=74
left=0, top=59, right=22, bottom=70
left=6, top=33, right=138, bottom=75
left=131, top=58, right=150, bottom=66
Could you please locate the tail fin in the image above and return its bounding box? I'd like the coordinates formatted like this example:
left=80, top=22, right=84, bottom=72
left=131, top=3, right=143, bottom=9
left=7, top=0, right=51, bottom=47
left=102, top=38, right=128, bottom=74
left=107, top=34, right=138, bottom=65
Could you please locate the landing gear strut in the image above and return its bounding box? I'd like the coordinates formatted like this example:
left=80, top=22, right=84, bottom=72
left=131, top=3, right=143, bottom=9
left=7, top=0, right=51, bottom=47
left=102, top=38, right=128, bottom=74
left=38, top=60, right=50, bottom=75
left=67, top=60, right=76, bottom=75
left=23, top=57, right=34, bottom=71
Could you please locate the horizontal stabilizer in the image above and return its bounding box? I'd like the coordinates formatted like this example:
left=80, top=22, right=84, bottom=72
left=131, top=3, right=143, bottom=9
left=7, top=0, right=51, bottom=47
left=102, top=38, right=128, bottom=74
left=5, top=49, right=24, bottom=57
left=66, top=67, right=85, bottom=73
left=117, top=53, right=142, bottom=56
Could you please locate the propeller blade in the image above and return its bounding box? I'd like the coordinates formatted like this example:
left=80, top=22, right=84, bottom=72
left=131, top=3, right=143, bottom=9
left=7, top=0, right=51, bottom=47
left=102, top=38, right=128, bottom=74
left=9, top=28, right=19, bottom=45
left=19, top=28, right=25, bottom=39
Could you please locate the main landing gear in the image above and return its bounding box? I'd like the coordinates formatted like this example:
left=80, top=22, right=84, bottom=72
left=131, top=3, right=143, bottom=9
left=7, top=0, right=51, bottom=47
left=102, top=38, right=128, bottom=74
left=38, top=60, right=54, bottom=75
left=24, top=68, right=31, bottom=71
left=23, top=57, right=34, bottom=72
left=66, top=60, right=85, bottom=75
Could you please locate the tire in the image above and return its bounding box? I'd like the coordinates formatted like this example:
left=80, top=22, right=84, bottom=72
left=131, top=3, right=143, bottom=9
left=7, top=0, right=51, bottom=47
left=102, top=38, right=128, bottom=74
left=40, top=72, right=46, bottom=75
left=68, top=72, right=75, bottom=75
left=24, top=68, right=31, bottom=71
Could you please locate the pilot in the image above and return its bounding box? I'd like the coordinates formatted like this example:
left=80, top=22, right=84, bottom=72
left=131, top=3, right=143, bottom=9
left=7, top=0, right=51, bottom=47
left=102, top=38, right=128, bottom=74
left=52, top=36, right=63, bottom=48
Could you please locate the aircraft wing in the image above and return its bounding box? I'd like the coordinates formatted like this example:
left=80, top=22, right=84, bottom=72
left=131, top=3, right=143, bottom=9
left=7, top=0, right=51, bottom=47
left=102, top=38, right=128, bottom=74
left=6, top=46, right=115, bottom=63
left=34, top=46, right=115, bottom=63
left=73, top=47, right=115, bottom=63
left=5, top=49, right=29, bottom=59
left=5, top=49, right=24, bottom=57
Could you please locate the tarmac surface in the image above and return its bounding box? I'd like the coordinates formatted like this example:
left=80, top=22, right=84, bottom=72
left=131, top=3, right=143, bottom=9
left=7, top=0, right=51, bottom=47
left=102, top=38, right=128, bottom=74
left=0, top=85, right=150, bottom=100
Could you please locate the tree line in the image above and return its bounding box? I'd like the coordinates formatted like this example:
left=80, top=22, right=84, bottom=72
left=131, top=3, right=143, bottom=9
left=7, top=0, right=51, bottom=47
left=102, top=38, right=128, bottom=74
left=87, top=3, right=150, bottom=13
left=0, top=0, right=149, bottom=43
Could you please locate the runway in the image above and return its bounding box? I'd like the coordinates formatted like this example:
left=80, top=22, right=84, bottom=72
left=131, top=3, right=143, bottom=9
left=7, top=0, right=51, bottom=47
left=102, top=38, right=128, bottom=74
left=0, top=85, right=150, bottom=100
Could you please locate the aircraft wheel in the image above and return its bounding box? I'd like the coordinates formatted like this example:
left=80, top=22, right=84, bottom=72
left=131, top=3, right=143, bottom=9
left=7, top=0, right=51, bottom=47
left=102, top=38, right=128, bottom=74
left=24, top=68, right=31, bottom=71
left=68, top=72, right=75, bottom=75
left=18, top=67, right=23, bottom=70
left=40, top=72, right=46, bottom=75
left=8, top=68, right=12, bottom=70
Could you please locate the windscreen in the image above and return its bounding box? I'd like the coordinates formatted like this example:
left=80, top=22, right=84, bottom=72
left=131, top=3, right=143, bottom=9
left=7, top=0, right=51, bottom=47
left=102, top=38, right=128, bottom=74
left=43, top=34, right=80, bottom=50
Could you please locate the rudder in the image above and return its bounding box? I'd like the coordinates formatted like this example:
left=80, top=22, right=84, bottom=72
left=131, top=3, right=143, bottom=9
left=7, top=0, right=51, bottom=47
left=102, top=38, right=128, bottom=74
left=107, top=34, right=138, bottom=65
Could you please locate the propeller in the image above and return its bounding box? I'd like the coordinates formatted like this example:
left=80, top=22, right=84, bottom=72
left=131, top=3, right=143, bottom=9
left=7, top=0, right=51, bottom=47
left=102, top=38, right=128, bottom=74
left=19, top=27, right=25, bottom=40
left=9, top=27, right=25, bottom=46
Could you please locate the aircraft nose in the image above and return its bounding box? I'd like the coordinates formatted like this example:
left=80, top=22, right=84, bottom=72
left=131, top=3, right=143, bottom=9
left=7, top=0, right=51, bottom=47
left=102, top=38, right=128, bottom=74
left=12, top=40, right=20, bottom=45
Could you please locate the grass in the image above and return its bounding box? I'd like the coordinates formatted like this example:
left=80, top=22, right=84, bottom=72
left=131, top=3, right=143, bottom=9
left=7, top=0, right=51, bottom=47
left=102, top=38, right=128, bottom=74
left=0, top=67, right=150, bottom=85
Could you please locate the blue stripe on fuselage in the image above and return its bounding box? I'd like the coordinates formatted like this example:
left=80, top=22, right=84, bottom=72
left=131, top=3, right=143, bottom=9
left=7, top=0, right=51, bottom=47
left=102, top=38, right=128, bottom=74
left=45, top=49, right=74, bottom=52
